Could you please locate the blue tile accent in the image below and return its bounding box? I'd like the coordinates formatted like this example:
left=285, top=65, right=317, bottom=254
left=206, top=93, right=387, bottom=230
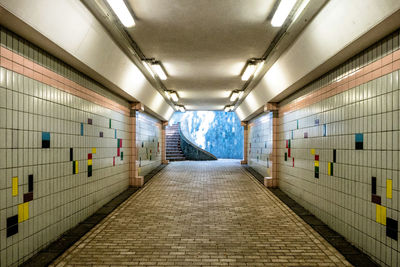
left=42, top=132, right=50, bottom=141
left=115, top=129, right=117, bottom=139
left=80, top=123, right=84, bottom=136
left=323, top=124, right=327, bottom=137
left=315, top=119, right=319, bottom=125
left=355, top=133, right=363, bottom=142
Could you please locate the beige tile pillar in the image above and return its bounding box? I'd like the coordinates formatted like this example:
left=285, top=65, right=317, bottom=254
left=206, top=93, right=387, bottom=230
left=241, top=121, right=248, bottom=165
left=130, top=103, right=144, bottom=187
left=265, top=103, right=279, bottom=188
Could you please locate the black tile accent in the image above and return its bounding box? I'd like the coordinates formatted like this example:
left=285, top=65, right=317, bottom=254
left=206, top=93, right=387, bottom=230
left=386, top=218, right=398, bottom=240
left=371, top=194, right=381, bottom=204
left=7, top=215, right=18, bottom=228
left=6, top=224, right=18, bottom=238
left=372, top=177, right=376, bottom=195
left=42, top=140, right=50, bottom=148
left=21, top=164, right=167, bottom=267
left=24, top=192, right=33, bottom=203
left=28, top=174, right=33, bottom=192
left=70, top=148, right=73, bottom=161
left=355, top=142, right=363, bottom=150
left=242, top=165, right=379, bottom=267
left=333, top=149, right=336, bottom=163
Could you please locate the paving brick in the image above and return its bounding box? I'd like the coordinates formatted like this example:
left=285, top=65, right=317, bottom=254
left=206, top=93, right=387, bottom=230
left=51, top=160, right=351, bottom=266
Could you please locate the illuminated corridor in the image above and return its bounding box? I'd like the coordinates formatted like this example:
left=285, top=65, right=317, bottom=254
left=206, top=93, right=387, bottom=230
left=51, top=160, right=350, bottom=266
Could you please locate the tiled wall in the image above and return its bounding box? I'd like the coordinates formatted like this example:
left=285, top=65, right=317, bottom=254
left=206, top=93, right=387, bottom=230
left=277, top=30, right=400, bottom=266
left=136, top=111, right=162, bottom=177
left=0, top=27, right=133, bottom=266
left=248, top=113, right=273, bottom=178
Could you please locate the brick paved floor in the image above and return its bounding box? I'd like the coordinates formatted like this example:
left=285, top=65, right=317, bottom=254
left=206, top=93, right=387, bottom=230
left=51, top=160, right=351, bottom=266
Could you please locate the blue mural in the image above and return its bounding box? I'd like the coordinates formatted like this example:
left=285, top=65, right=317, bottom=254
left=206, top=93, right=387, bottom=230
left=170, top=111, right=243, bottom=159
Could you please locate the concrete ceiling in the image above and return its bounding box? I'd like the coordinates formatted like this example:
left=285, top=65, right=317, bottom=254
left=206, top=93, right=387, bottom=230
left=126, top=0, right=279, bottom=110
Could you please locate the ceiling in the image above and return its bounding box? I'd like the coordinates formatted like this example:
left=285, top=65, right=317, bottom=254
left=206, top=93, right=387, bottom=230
left=125, top=0, right=279, bottom=110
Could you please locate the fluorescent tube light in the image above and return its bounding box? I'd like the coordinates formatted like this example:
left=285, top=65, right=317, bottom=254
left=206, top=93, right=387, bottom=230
left=165, top=91, right=171, bottom=99
left=254, top=61, right=265, bottom=77
left=238, top=91, right=244, bottom=99
left=170, top=92, right=179, bottom=102
left=271, top=0, right=296, bottom=27
left=293, top=0, right=310, bottom=22
left=152, top=62, right=167, bottom=80
left=224, top=106, right=233, bottom=112
left=180, top=106, right=186, bottom=112
left=107, top=0, right=135, bottom=28
left=241, top=63, right=256, bottom=81
left=143, top=61, right=154, bottom=77
left=230, top=92, right=239, bottom=102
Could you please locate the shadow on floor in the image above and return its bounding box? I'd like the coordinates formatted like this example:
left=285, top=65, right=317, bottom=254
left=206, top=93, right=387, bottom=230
left=242, top=165, right=380, bottom=267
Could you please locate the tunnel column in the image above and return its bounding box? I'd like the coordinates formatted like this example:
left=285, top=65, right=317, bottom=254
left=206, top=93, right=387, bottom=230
left=240, top=121, right=248, bottom=165
left=265, top=103, right=279, bottom=188
left=130, top=103, right=144, bottom=187
left=161, top=121, right=169, bottom=164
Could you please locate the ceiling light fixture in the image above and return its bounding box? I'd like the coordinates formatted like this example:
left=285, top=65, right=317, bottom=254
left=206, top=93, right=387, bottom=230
left=241, top=62, right=257, bottom=81
left=142, top=61, right=154, bottom=77
left=224, top=106, right=233, bottom=112
left=230, top=91, right=239, bottom=102
left=293, top=0, right=310, bottom=22
left=175, top=105, right=185, bottom=112
left=170, top=91, right=179, bottom=102
left=254, top=61, right=265, bottom=77
left=151, top=61, right=167, bottom=80
left=271, top=0, right=297, bottom=27
left=165, top=91, right=171, bottom=99
left=238, top=91, right=244, bottom=100
left=106, top=0, right=135, bottom=28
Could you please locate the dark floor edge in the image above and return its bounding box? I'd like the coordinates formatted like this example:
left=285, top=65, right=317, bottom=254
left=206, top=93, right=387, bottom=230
left=21, top=164, right=167, bottom=267
left=242, top=165, right=380, bottom=267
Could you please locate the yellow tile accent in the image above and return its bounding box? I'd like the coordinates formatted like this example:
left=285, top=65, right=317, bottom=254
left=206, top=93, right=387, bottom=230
left=18, top=202, right=29, bottom=222
left=23, top=202, right=29, bottom=221
left=75, top=161, right=79, bottom=174
left=376, top=204, right=387, bottom=225
left=88, top=159, right=93, bottom=166
left=314, top=161, right=319, bottom=167
left=327, top=163, right=331, bottom=176
left=12, top=177, right=18, bottom=196
left=18, top=204, right=24, bottom=223
left=138, top=167, right=141, bottom=176
left=92, top=148, right=96, bottom=154
left=386, top=179, right=392, bottom=199
left=311, top=149, right=315, bottom=155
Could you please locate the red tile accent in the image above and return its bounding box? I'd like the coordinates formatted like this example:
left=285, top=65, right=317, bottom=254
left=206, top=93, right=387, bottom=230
left=88, top=154, right=92, bottom=160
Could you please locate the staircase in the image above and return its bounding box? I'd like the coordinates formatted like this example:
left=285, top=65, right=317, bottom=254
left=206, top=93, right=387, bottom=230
left=166, top=124, right=186, bottom=161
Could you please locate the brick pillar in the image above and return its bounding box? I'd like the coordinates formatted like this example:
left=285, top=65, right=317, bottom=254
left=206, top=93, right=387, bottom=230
left=265, top=103, right=279, bottom=188
left=130, top=103, right=144, bottom=187
left=161, top=121, right=169, bottom=164
left=241, top=121, right=248, bottom=165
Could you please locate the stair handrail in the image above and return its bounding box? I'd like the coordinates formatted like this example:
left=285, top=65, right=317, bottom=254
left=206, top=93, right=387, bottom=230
left=178, top=122, right=217, bottom=160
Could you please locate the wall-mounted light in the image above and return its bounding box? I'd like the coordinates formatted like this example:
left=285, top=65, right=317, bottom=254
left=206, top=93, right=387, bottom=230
left=241, top=62, right=257, bottom=81
left=271, top=0, right=297, bottom=27
left=175, top=105, right=185, bottom=112
left=293, top=0, right=310, bottom=22
left=254, top=61, right=265, bottom=77
left=151, top=61, right=167, bottom=80
left=106, top=0, right=135, bottom=28
left=230, top=91, right=239, bottom=102
left=224, top=106, right=233, bottom=112
left=142, top=61, right=154, bottom=77
left=170, top=91, right=179, bottom=102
